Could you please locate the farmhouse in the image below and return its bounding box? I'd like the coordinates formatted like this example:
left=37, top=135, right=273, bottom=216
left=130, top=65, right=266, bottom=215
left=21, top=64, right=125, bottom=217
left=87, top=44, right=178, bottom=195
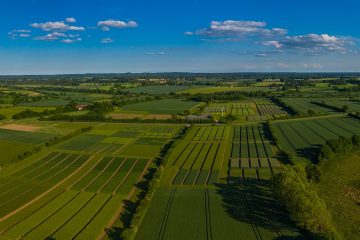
left=75, top=104, right=88, bottom=111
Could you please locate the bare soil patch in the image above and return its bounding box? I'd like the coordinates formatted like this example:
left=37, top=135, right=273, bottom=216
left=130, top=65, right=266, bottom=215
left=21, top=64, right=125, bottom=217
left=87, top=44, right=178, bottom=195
left=0, top=124, right=41, bottom=132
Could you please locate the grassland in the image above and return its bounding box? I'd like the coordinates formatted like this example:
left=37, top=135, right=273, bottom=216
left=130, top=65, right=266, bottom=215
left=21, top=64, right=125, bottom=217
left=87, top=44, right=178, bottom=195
left=120, top=99, right=201, bottom=114
left=124, top=85, right=206, bottom=94
left=316, top=152, right=360, bottom=239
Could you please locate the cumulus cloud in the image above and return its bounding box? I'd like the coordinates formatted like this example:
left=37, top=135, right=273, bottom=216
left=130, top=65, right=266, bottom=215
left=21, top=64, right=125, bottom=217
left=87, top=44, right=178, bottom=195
left=30, top=21, right=85, bottom=31
left=190, top=20, right=287, bottom=38
left=262, top=34, right=352, bottom=54
left=65, top=17, right=76, bottom=23
left=61, top=38, right=82, bottom=43
left=34, top=32, right=67, bottom=41
left=100, top=38, right=114, bottom=43
left=97, top=20, right=138, bottom=31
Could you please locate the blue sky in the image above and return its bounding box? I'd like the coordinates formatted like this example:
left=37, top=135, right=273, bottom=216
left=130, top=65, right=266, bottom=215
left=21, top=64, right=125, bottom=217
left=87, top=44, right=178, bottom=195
left=1, top=0, right=360, bottom=74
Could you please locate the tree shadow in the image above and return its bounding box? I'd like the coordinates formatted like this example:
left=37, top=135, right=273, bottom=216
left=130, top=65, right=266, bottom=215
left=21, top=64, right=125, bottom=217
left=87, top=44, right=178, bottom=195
left=215, top=177, right=309, bottom=240
left=296, top=144, right=321, bottom=163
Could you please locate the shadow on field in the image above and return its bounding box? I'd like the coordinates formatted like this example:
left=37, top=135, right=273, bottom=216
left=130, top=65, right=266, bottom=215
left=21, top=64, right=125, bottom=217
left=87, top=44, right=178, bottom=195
left=105, top=164, right=157, bottom=240
left=296, top=144, right=321, bottom=163
left=215, top=177, right=306, bottom=240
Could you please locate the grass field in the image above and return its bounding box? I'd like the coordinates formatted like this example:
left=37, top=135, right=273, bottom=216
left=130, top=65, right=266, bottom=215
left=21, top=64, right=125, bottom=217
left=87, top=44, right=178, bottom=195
left=0, top=128, right=58, bottom=165
left=271, top=116, right=360, bottom=165
left=316, top=151, right=360, bottom=239
left=280, top=98, right=338, bottom=115
left=0, top=106, right=56, bottom=119
left=120, top=99, right=200, bottom=114
left=124, top=85, right=206, bottom=94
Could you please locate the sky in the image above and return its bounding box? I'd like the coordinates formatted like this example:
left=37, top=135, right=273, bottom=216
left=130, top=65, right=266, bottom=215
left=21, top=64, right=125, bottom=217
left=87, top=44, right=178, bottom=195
left=1, top=0, right=360, bottom=74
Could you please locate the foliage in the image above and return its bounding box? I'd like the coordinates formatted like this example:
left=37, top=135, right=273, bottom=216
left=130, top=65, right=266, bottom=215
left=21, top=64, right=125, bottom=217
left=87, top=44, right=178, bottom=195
left=273, top=166, right=340, bottom=239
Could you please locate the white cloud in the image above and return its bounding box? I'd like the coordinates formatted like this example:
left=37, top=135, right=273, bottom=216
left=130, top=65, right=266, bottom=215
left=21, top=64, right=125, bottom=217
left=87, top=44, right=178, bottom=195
left=62, top=38, right=82, bottom=43
left=97, top=20, right=138, bottom=31
left=262, top=34, right=352, bottom=54
left=19, top=34, right=31, bottom=38
left=100, top=38, right=114, bottom=43
left=65, top=17, right=76, bottom=23
left=35, top=32, right=67, bottom=41
left=193, top=20, right=287, bottom=38
left=184, top=31, right=194, bottom=36
left=30, top=21, right=85, bottom=31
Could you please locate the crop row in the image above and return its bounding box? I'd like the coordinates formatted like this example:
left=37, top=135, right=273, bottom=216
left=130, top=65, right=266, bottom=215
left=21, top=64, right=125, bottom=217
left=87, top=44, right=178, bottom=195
left=0, top=153, right=89, bottom=218
left=273, top=116, right=360, bottom=164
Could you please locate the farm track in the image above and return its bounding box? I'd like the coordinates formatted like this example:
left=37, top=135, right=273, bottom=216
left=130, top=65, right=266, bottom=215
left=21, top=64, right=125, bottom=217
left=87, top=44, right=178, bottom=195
left=205, top=188, right=212, bottom=240
left=157, top=188, right=176, bottom=240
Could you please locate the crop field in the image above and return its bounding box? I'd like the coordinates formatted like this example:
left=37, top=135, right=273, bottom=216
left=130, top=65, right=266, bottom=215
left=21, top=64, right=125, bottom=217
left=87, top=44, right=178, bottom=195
left=136, top=180, right=302, bottom=240
left=280, top=98, right=338, bottom=115
left=271, top=116, right=360, bottom=165
left=0, top=128, right=58, bottom=165
left=168, top=126, right=229, bottom=186
left=0, top=123, right=179, bottom=239
left=55, top=124, right=178, bottom=158
left=252, top=98, right=288, bottom=118
left=202, top=103, right=230, bottom=115
left=124, top=85, right=206, bottom=94
left=229, top=124, right=279, bottom=178
left=18, top=99, right=72, bottom=107
left=120, top=99, right=201, bottom=114
left=313, top=97, right=360, bottom=113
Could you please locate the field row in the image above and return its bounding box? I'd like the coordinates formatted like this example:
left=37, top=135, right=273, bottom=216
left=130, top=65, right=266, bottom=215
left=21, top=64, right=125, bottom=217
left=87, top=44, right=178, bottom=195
left=272, top=116, right=360, bottom=164
left=136, top=184, right=301, bottom=240
left=0, top=156, right=150, bottom=239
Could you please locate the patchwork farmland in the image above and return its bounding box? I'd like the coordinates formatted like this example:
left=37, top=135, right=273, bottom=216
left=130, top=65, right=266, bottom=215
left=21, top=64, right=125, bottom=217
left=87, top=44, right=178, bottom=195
left=0, top=123, right=179, bottom=239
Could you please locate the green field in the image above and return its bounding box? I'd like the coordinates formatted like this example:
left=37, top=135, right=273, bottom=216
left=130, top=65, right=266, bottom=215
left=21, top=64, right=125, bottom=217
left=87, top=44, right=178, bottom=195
left=0, top=123, right=179, bottom=239
left=124, top=85, right=206, bottom=94
left=272, top=116, right=360, bottom=165
left=121, top=99, right=200, bottom=114
left=0, top=106, right=56, bottom=119
left=316, top=152, right=360, bottom=240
